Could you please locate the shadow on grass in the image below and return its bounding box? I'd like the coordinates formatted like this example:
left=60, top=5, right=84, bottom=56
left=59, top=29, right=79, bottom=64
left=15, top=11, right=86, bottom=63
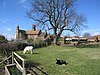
left=17, top=53, right=28, bottom=59
left=32, top=52, right=40, bottom=54
left=25, top=61, right=41, bottom=68
left=25, top=61, right=48, bottom=75
left=76, top=44, right=100, bottom=48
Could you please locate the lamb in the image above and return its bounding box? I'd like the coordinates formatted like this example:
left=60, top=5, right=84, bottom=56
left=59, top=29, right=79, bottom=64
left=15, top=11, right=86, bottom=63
left=23, top=46, right=33, bottom=54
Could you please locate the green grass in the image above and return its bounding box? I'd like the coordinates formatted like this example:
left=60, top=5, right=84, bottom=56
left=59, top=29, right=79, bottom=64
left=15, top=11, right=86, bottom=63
left=17, top=45, right=100, bottom=75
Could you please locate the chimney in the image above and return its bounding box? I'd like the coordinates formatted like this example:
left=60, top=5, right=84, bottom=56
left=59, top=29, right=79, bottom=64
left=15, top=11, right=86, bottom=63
left=16, top=25, right=19, bottom=39
left=16, top=25, right=19, bottom=30
left=32, top=24, right=36, bottom=31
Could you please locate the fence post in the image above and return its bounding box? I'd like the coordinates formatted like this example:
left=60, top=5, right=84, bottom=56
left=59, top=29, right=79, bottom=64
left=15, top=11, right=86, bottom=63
left=23, top=60, right=26, bottom=75
left=12, top=51, right=14, bottom=64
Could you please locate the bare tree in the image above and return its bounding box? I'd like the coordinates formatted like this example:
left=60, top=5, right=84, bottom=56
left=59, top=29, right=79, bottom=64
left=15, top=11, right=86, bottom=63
left=83, top=32, right=91, bottom=37
left=27, top=0, right=86, bottom=45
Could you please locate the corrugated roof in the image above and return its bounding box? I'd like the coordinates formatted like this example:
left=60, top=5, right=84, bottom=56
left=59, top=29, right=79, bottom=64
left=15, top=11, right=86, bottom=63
left=26, top=30, right=41, bottom=35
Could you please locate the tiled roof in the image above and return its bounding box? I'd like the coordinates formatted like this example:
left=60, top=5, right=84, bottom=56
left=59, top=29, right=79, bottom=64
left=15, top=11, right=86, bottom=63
left=95, top=35, right=100, bottom=40
left=98, top=36, right=100, bottom=40
left=26, top=30, right=41, bottom=35
left=87, top=36, right=97, bottom=39
left=87, top=35, right=99, bottom=41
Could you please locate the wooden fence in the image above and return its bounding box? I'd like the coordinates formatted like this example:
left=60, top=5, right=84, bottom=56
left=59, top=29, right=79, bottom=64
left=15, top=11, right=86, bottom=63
left=5, top=52, right=26, bottom=75
left=12, top=52, right=26, bottom=75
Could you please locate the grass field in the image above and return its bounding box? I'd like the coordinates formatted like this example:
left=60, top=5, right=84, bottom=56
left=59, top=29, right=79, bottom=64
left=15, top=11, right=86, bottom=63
left=17, top=45, right=100, bottom=75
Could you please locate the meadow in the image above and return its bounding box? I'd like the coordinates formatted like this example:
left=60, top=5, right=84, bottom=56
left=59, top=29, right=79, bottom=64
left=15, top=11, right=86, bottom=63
left=17, top=45, right=100, bottom=75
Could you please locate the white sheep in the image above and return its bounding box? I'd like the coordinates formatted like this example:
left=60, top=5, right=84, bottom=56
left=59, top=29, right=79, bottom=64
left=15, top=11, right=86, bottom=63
left=23, top=46, right=33, bottom=54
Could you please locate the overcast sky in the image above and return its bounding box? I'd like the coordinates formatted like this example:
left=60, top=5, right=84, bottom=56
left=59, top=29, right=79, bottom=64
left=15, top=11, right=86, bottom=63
left=0, top=0, right=100, bottom=40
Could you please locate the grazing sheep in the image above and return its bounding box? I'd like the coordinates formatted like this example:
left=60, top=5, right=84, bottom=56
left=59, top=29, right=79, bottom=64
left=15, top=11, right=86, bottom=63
left=56, top=59, right=68, bottom=65
left=23, top=46, right=33, bottom=54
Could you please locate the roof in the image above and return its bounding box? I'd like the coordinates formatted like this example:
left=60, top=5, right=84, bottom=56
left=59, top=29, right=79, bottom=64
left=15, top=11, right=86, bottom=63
left=87, top=36, right=97, bottom=39
left=26, top=30, right=41, bottom=35
left=65, top=36, right=87, bottom=41
left=64, top=35, right=100, bottom=41
left=98, top=36, right=100, bottom=40
left=65, top=38, right=72, bottom=40
left=94, top=35, right=100, bottom=40
left=87, top=36, right=97, bottom=41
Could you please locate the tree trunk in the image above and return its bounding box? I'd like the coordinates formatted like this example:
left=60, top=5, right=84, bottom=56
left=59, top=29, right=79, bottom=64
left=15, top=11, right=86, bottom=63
left=53, top=35, right=59, bottom=45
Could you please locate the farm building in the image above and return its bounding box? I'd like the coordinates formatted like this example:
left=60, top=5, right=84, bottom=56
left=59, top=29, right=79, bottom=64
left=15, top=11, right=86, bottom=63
left=87, top=35, right=100, bottom=42
left=64, top=35, right=100, bottom=45
left=64, top=36, right=87, bottom=44
left=16, top=25, right=48, bottom=40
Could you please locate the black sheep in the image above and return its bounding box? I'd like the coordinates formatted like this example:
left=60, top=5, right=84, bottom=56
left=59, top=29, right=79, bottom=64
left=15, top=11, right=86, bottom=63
left=56, top=59, right=68, bottom=65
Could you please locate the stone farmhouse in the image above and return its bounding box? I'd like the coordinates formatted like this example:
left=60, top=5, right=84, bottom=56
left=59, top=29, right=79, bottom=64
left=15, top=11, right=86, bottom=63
left=16, top=25, right=48, bottom=40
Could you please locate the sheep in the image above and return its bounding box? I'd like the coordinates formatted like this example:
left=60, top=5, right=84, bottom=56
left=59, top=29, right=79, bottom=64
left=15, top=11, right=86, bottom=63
left=56, top=59, right=68, bottom=65
left=23, top=46, right=33, bottom=54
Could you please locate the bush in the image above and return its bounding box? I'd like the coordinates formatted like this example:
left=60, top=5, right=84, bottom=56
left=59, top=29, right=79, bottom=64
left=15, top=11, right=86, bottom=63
left=16, top=42, right=27, bottom=50
left=32, top=37, right=51, bottom=48
left=0, top=35, right=7, bottom=43
left=27, top=38, right=34, bottom=44
left=76, top=43, right=100, bottom=48
left=0, top=42, right=17, bottom=58
left=0, top=38, right=52, bottom=60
